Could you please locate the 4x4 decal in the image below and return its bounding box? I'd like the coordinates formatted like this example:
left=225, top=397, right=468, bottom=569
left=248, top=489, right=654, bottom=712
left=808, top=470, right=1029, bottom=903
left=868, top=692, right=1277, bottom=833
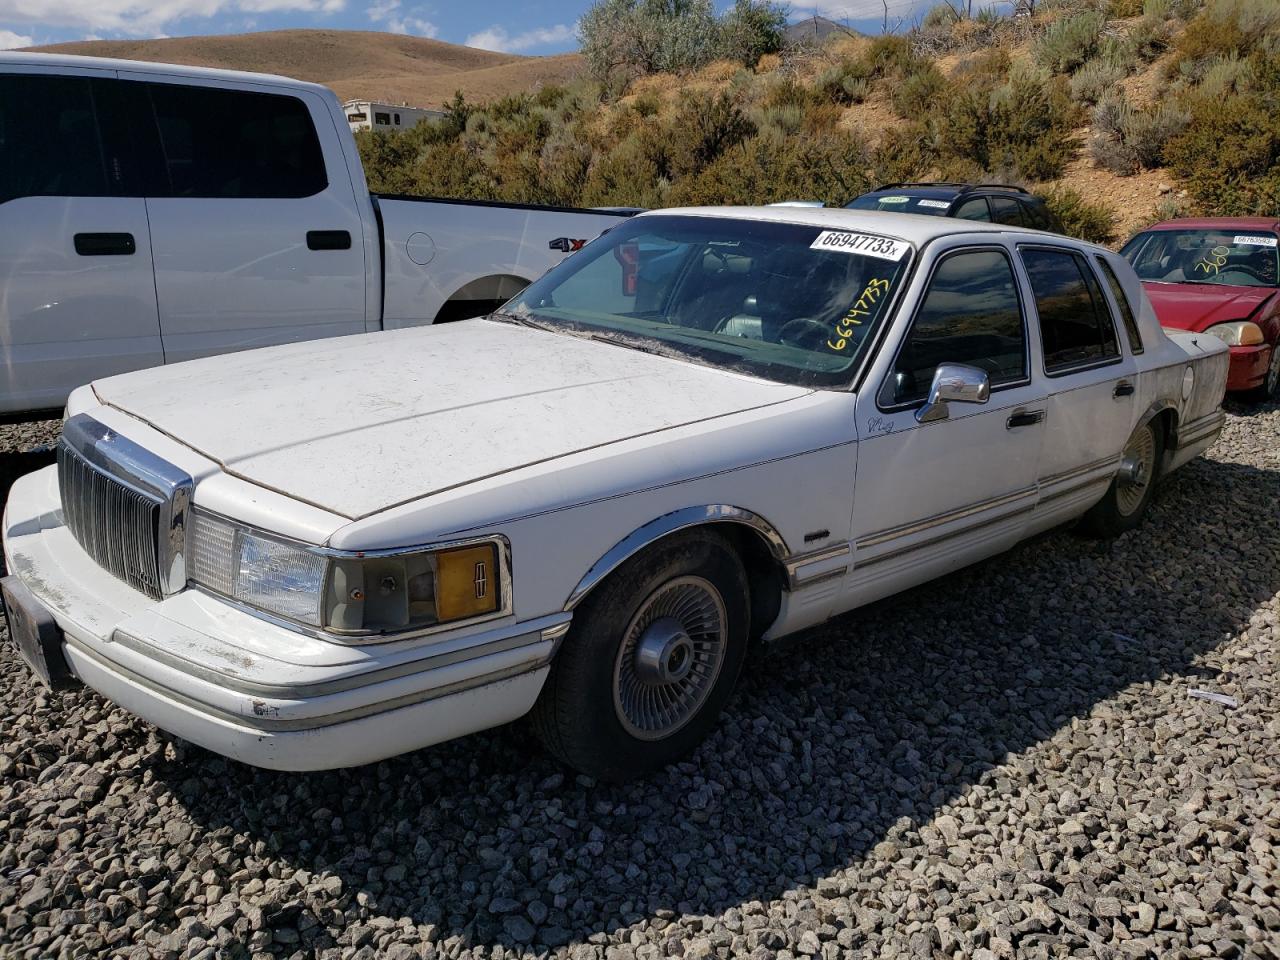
left=549, top=237, right=587, bottom=253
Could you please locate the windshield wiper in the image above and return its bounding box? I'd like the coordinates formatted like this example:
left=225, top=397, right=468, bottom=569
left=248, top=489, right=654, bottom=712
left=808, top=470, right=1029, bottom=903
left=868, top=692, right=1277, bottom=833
left=489, top=311, right=562, bottom=334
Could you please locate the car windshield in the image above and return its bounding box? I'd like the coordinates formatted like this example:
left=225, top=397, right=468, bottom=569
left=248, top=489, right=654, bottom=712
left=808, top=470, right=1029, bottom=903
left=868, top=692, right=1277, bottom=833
left=1121, top=229, right=1279, bottom=288
left=498, top=215, right=912, bottom=388
left=846, top=193, right=952, bottom=216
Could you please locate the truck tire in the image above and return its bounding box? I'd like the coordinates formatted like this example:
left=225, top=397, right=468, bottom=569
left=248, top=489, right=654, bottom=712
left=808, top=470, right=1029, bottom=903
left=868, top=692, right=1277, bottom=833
left=531, top=530, right=749, bottom=781
left=1078, top=420, right=1164, bottom=539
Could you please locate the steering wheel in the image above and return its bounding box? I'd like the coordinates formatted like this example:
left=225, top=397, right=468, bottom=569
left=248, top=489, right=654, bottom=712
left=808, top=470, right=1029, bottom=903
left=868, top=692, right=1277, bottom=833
left=777, top=317, right=833, bottom=350
left=1223, top=264, right=1270, bottom=283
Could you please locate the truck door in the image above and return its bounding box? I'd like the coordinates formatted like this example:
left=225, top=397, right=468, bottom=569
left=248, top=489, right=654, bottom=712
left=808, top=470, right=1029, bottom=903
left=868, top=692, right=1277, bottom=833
left=0, top=68, right=163, bottom=415
left=118, top=74, right=367, bottom=364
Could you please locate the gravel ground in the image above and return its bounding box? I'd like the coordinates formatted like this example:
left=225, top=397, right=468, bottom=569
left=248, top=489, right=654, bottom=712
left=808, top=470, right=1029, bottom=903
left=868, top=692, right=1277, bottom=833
left=0, top=407, right=1278, bottom=960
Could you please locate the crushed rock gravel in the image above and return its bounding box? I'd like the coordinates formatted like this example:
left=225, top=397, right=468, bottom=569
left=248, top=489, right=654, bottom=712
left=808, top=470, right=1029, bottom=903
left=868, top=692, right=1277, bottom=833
left=0, top=406, right=1277, bottom=959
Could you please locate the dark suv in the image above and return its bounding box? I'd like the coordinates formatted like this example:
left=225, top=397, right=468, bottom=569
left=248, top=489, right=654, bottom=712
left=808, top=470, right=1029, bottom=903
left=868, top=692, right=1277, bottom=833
left=845, top=182, right=1064, bottom=233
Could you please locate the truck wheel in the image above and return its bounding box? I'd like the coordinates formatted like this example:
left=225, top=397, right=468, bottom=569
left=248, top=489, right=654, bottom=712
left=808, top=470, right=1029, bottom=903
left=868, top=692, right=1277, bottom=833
left=531, top=530, right=749, bottom=781
left=1245, top=345, right=1279, bottom=404
left=1078, top=420, right=1164, bottom=539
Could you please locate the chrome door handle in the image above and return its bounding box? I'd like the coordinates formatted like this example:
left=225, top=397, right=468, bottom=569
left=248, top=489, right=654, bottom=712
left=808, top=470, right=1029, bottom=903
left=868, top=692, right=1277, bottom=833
left=1007, top=409, right=1045, bottom=429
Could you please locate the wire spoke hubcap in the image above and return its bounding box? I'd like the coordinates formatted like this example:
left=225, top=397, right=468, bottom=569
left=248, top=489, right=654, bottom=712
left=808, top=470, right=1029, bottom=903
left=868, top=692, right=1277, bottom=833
left=1116, top=426, right=1156, bottom=517
left=613, top=576, right=727, bottom=741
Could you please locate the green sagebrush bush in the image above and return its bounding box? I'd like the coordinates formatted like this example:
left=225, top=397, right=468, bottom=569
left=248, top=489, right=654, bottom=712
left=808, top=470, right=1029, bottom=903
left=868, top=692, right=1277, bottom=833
left=1034, top=10, right=1107, bottom=74
left=1090, top=94, right=1190, bottom=173
left=668, top=130, right=871, bottom=206
left=891, top=60, right=949, bottom=118
left=1070, top=55, right=1129, bottom=104
left=1164, top=79, right=1280, bottom=215
left=937, top=67, right=1081, bottom=181
left=1171, top=0, right=1280, bottom=78
left=1040, top=186, right=1118, bottom=244
left=580, top=0, right=786, bottom=90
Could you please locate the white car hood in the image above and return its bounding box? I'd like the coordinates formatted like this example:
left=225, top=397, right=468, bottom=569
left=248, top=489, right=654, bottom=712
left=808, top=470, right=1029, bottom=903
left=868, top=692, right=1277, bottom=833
left=93, top=321, right=811, bottom=519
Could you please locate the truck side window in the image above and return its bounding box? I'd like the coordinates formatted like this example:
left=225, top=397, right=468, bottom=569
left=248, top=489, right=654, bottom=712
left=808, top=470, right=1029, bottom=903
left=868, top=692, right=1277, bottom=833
left=144, top=83, right=327, bottom=199
left=1022, top=247, right=1120, bottom=373
left=0, top=74, right=109, bottom=204
left=1095, top=256, right=1144, bottom=355
left=887, top=249, right=1026, bottom=406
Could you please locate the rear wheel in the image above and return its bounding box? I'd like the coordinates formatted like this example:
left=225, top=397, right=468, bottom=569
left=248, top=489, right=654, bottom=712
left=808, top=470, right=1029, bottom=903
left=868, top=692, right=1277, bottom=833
left=1078, top=419, right=1163, bottom=538
left=531, top=530, right=749, bottom=781
left=1245, top=345, right=1280, bottom=404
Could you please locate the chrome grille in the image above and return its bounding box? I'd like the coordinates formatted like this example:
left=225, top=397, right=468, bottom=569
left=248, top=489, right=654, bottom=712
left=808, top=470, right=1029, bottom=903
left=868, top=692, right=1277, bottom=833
left=58, top=441, right=165, bottom=599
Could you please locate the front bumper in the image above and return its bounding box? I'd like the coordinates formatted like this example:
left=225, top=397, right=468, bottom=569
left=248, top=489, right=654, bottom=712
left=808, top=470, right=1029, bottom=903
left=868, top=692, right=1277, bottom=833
left=2, top=465, right=565, bottom=771
left=1225, top=343, right=1271, bottom=392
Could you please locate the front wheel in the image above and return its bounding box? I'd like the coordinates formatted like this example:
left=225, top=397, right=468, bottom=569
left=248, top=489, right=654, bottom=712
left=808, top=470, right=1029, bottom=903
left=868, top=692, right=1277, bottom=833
left=530, top=530, right=749, bottom=781
left=1077, top=420, right=1164, bottom=539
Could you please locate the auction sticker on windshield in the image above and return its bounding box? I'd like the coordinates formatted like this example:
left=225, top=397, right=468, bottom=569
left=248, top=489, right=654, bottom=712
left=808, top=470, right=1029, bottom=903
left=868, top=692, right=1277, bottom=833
left=1235, top=235, right=1278, bottom=247
left=916, top=199, right=951, bottom=209
left=811, top=231, right=909, bottom=261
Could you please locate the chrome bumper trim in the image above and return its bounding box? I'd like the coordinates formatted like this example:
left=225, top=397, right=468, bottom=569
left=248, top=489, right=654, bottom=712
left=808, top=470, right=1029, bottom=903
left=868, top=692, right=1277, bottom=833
left=65, top=632, right=553, bottom=734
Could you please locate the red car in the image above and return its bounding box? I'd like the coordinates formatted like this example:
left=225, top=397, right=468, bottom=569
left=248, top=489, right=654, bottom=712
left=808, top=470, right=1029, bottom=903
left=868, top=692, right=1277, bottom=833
left=1121, top=217, right=1279, bottom=402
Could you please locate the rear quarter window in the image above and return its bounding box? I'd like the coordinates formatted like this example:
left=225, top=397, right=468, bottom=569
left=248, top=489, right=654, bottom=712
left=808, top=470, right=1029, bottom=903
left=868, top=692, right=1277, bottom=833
left=1095, top=256, right=1144, bottom=355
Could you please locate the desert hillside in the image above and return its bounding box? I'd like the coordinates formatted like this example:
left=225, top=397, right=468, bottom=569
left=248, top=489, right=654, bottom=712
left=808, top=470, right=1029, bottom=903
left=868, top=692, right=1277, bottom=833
left=24, top=29, right=585, bottom=108
left=353, top=0, right=1277, bottom=243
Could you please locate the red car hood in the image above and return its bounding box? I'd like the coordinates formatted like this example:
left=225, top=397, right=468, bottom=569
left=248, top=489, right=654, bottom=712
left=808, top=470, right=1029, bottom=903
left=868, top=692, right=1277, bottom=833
left=1142, top=281, right=1277, bottom=332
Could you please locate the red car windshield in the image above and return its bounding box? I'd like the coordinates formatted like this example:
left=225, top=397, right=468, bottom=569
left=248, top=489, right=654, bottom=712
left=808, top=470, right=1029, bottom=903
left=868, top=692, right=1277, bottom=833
left=1122, top=229, right=1279, bottom=288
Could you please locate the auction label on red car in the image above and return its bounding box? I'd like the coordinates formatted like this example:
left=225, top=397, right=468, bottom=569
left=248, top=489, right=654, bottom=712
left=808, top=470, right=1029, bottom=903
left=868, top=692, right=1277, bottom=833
left=811, top=231, right=909, bottom=261
left=1235, top=235, right=1278, bottom=247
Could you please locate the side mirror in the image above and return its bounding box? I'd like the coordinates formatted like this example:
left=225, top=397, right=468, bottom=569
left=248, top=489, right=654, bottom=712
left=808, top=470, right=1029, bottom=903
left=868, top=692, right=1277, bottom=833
left=916, top=363, right=991, bottom=423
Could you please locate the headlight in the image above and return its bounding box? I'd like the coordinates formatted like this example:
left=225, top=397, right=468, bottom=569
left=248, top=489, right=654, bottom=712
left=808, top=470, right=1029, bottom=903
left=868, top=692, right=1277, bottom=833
left=1204, top=321, right=1265, bottom=346
left=188, top=509, right=506, bottom=638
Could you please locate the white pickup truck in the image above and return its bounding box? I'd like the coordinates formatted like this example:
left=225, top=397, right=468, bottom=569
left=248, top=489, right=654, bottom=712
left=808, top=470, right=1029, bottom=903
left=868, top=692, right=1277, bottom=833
left=0, top=53, right=627, bottom=417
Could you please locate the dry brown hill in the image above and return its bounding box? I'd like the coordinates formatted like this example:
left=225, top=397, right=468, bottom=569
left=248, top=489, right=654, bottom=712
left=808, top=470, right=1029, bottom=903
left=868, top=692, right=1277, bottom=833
left=24, top=29, right=584, bottom=108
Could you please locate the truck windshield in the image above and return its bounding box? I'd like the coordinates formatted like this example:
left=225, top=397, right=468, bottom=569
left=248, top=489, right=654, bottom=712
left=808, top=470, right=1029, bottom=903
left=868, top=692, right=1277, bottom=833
left=499, top=215, right=912, bottom=388
left=1122, top=229, right=1279, bottom=288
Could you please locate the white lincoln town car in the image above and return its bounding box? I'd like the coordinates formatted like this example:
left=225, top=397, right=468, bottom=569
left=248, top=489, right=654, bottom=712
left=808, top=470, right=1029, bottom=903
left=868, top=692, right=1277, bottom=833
left=2, top=208, right=1228, bottom=780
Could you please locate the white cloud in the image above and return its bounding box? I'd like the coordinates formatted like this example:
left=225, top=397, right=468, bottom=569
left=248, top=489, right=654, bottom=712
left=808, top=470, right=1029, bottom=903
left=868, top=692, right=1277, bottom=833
left=0, top=28, right=32, bottom=47
left=0, top=0, right=346, bottom=37
left=366, top=0, right=436, bottom=37
left=464, top=22, right=575, bottom=53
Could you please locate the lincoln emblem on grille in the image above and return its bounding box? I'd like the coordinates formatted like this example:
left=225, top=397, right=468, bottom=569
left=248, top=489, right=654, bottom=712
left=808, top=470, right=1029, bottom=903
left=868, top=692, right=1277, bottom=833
left=474, top=561, right=488, bottom=599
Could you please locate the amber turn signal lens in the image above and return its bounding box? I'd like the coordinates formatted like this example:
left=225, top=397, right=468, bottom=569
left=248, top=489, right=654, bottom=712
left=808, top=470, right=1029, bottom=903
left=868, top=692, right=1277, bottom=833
left=435, top=543, right=500, bottom=622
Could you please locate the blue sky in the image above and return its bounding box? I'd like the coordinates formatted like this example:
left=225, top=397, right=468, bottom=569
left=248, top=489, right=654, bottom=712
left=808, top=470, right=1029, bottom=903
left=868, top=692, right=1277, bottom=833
left=0, top=0, right=915, bottom=54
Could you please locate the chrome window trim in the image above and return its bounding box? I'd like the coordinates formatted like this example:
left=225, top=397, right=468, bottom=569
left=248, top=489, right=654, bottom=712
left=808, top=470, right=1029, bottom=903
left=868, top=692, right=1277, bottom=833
left=875, top=243, right=1032, bottom=413
left=60, top=414, right=193, bottom=596
left=187, top=506, right=514, bottom=645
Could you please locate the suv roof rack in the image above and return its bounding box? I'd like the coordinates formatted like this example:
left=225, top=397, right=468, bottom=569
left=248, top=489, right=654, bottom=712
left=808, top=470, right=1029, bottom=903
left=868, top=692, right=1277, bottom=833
left=872, top=181, right=1031, bottom=195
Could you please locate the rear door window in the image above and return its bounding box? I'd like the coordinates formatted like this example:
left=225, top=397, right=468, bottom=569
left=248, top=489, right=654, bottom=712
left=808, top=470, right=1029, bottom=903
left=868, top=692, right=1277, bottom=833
left=884, top=248, right=1026, bottom=406
left=1020, top=201, right=1052, bottom=231
left=0, top=73, right=110, bottom=203
left=953, top=197, right=991, bottom=221
left=1021, top=247, right=1120, bottom=373
left=989, top=196, right=1025, bottom=226
left=143, top=82, right=327, bottom=198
